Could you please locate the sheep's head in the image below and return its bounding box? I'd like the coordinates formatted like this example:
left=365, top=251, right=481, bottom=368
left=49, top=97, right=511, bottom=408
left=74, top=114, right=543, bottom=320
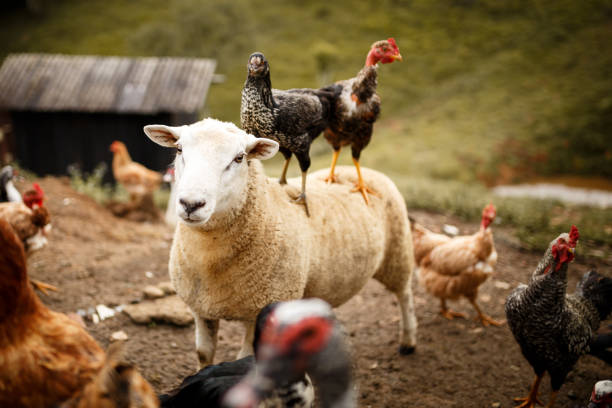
left=144, top=118, right=278, bottom=228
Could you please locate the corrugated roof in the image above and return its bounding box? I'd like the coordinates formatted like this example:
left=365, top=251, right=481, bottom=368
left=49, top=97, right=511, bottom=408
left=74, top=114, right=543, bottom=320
left=0, top=53, right=217, bottom=114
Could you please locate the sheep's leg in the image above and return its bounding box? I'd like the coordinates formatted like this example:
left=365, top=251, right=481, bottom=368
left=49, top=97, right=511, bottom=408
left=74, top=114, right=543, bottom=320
left=396, top=285, right=418, bottom=355
left=194, top=315, right=219, bottom=369
left=237, top=320, right=256, bottom=359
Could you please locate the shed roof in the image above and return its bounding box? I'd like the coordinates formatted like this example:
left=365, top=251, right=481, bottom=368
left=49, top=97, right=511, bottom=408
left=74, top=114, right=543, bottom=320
left=0, top=53, right=216, bottom=114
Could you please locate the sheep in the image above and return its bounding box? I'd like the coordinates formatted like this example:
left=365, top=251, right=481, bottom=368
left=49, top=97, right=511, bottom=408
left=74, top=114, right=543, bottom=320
left=144, top=118, right=418, bottom=368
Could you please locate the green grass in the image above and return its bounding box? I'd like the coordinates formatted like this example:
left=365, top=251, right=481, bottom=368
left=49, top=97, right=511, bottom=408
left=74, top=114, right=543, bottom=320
left=1, top=0, right=611, bottom=251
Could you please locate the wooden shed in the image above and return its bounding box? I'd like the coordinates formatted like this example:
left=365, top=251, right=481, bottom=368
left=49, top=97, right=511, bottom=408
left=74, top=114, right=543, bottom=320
left=0, top=53, right=216, bottom=177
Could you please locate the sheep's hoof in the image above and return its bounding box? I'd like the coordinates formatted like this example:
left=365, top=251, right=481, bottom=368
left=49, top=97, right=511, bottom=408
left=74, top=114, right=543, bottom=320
left=398, top=345, right=416, bottom=355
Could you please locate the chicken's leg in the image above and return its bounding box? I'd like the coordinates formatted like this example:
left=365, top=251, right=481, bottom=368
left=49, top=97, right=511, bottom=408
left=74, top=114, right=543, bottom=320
left=324, top=149, right=341, bottom=184
left=31, top=279, right=58, bottom=295
left=439, top=298, right=467, bottom=320
left=544, top=391, right=557, bottom=408
left=279, top=157, right=291, bottom=185
left=351, top=157, right=378, bottom=205
left=513, top=374, right=544, bottom=408
left=294, top=171, right=310, bottom=217
left=468, top=296, right=504, bottom=327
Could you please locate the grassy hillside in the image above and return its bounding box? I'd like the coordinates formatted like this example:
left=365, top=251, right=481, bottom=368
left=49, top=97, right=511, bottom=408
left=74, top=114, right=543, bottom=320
left=1, top=0, right=611, bottom=251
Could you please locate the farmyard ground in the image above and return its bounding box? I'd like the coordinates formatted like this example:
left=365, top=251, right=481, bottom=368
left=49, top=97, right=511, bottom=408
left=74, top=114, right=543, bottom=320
left=27, top=177, right=611, bottom=408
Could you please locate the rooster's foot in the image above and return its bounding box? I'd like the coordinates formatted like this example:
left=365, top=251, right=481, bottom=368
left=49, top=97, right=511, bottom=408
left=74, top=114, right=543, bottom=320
left=439, top=309, right=467, bottom=320
left=31, top=279, right=58, bottom=296
left=513, top=395, right=544, bottom=408
left=293, top=193, right=310, bottom=217
left=476, top=313, right=505, bottom=327
left=351, top=182, right=378, bottom=205
left=324, top=173, right=338, bottom=184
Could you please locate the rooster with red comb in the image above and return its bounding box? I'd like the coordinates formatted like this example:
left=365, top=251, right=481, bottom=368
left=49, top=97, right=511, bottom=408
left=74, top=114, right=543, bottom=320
left=505, top=226, right=612, bottom=408
left=321, top=38, right=402, bottom=204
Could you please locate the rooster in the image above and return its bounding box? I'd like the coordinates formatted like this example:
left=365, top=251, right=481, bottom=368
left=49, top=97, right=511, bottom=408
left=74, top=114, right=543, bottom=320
left=0, top=199, right=57, bottom=294
left=413, top=204, right=502, bottom=326
left=240, top=52, right=339, bottom=216
left=159, top=302, right=314, bottom=408
left=321, top=38, right=402, bottom=204
left=505, top=226, right=612, bottom=408
left=0, top=165, right=22, bottom=203
left=0, top=216, right=104, bottom=407
left=589, top=380, right=612, bottom=408
left=109, top=140, right=163, bottom=204
left=223, top=299, right=354, bottom=408
left=60, top=342, right=159, bottom=408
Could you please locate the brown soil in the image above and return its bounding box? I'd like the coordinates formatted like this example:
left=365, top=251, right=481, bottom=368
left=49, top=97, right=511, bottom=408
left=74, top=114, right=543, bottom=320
left=23, top=176, right=611, bottom=408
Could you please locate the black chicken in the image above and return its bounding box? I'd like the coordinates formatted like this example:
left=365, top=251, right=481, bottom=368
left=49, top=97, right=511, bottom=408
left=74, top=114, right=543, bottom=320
left=159, top=302, right=314, bottom=408
left=321, top=38, right=402, bottom=204
left=589, top=380, right=612, bottom=408
left=505, top=226, right=612, bottom=408
left=240, top=52, right=338, bottom=216
left=223, top=298, right=354, bottom=408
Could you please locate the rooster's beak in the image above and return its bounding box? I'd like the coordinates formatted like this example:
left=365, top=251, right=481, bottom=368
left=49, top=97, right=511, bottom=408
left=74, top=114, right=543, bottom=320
left=392, top=54, right=403, bottom=61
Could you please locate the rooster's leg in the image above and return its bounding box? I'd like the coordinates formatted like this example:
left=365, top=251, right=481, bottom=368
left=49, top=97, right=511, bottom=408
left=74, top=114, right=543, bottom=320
left=293, top=171, right=310, bottom=217
left=31, top=279, right=58, bottom=295
left=279, top=157, right=291, bottom=185
left=513, top=374, right=544, bottom=408
left=324, top=149, right=341, bottom=184
left=468, top=296, right=504, bottom=327
left=439, top=299, right=467, bottom=320
left=544, top=391, right=558, bottom=408
left=350, top=158, right=379, bottom=205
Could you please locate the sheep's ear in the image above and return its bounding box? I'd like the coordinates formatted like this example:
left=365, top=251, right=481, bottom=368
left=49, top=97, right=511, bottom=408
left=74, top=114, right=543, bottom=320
left=246, top=137, right=279, bottom=160
left=143, top=125, right=181, bottom=147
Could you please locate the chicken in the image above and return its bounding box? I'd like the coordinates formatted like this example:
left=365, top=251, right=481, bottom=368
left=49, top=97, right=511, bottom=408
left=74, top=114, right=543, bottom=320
left=0, top=165, right=22, bottom=203
left=0, top=200, right=57, bottom=294
left=223, top=299, right=354, bottom=408
left=414, top=204, right=502, bottom=326
left=321, top=38, right=402, bottom=204
left=159, top=302, right=314, bottom=408
left=0, top=216, right=105, bottom=407
left=22, top=182, right=45, bottom=209
left=240, top=52, right=339, bottom=216
left=110, top=140, right=163, bottom=203
left=60, top=342, right=159, bottom=408
left=589, top=380, right=612, bottom=408
left=505, top=226, right=612, bottom=408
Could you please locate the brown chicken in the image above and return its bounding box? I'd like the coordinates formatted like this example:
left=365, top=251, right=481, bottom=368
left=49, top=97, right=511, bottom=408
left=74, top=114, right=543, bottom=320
left=413, top=204, right=503, bottom=326
left=0, top=217, right=105, bottom=407
left=61, top=342, right=159, bottom=408
left=110, top=140, right=162, bottom=203
left=0, top=201, right=57, bottom=294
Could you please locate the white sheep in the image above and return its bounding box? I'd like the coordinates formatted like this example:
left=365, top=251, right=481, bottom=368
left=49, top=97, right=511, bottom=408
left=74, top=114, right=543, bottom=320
left=144, top=118, right=417, bottom=368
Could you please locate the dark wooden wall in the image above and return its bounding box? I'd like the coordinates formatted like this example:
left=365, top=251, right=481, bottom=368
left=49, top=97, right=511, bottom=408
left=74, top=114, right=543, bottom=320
left=10, top=111, right=190, bottom=180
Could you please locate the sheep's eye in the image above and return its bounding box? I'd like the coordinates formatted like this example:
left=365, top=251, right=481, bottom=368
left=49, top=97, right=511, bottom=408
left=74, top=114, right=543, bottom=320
left=176, top=144, right=182, bottom=154
left=234, top=153, right=245, bottom=164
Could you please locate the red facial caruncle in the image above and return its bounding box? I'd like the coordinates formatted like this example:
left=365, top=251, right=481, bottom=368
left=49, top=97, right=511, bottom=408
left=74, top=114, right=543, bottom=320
left=22, top=183, right=45, bottom=209
left=366, top=38, right=402, bottom=66
left=551, top=225, right=579, bottom=271
left=109, top=141, right=120, bottom=153
left=260, top=315, right=332, bottom=357
left=480, top=203, right=496, bottom=229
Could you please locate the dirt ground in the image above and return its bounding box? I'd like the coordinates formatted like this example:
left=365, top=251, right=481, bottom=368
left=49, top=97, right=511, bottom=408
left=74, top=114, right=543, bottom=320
left=25, top=176, right=611, bottom=408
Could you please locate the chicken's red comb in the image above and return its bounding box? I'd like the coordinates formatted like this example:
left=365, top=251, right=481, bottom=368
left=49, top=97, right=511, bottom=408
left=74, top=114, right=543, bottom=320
left=387, top=37, right=399, bottom=52
left=33, top=183, right=43, bottom=195
left=569, top=225, right=579, bottom=247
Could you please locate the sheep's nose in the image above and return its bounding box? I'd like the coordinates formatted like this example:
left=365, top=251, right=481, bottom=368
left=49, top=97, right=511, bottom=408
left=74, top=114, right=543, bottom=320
left=180, top=198, right=206, bottom=215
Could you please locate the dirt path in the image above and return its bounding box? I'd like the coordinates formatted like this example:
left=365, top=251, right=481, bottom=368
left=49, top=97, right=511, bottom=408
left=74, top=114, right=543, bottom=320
left=26, top=177, right=611, bottom=408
